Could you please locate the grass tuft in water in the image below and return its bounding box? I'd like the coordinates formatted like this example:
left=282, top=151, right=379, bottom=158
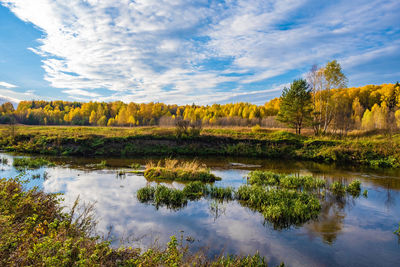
left=137, top=186, right=156, bottom=202
left=96, top=160, right=108, bottom=168
left=362, top=189, right=368, bottom=198
left=144, top=159, right=221, bottom=182
left=329, top=182, right=346, bottom=197
left=395, top=222, right=400, bottom=236
left=13, top=157, right=53, bottom=170
left=129, top=163, right=141, bottom=169
left=31, top=173, right=41, bottom=179
left=0, top=157, right=8, bottom=165
left=346, top=180, right=361, bottom=197
left=247, top=171, right=325, bottom=192
left=236, top=185, right=321, bottom=228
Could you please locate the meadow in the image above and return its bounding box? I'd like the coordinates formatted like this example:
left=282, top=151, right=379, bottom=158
left=1, top=125, right=399, bottom=168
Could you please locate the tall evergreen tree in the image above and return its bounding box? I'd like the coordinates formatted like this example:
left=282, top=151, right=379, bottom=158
left=277, top=79, right=312, bottom=134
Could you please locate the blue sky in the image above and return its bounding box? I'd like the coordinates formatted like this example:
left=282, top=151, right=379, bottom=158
left=0, top=0, right=399, bottom=105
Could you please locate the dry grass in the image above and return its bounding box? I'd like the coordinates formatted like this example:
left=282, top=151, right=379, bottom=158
left=146, top=159, right=207, bottom=172
left=144, top=159, right=221, bottom=182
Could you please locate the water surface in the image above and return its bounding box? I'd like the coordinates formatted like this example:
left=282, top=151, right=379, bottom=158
left=1, top=153, right=399, bottom=267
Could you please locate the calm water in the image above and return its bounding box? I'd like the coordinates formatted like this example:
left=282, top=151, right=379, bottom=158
left=1, top=152, right=400, bottom=267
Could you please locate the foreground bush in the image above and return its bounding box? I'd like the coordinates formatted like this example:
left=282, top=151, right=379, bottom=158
left=0, top=177, right=271, bottom=266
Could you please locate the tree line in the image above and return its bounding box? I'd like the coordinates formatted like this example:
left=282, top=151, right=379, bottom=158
left=278, top=61, right=400, bottom=134
left=0, top=60, right=399, bottom=134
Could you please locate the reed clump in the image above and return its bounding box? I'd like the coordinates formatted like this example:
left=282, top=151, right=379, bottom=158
left=0, top=157, right=8, bottom=165
left=144, top=159, right=221, bottom=182
left=236, top=185, right=321, bottom=227
left=13, top=157, right=54, bottom=170
left=247, top=171, right=325, bottom=191
left=137, top=182, right=233, bottom=209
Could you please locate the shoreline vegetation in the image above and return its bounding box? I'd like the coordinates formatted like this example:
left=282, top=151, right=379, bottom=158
left=1, top=125, right=399, bottom=168
left=0, top=176, right=274, bottom=266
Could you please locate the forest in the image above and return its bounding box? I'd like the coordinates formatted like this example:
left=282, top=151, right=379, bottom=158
left=0, top=61, right=399, bottom=135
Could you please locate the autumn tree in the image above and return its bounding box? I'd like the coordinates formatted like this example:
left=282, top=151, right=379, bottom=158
left=277, top=79, right=312, bottom=134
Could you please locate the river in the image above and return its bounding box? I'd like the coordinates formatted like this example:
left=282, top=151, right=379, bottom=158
left=1, top=152, right=399, bottom=266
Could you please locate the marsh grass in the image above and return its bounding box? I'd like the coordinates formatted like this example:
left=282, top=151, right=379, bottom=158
left=144, top=159, right=221, bottom=182
left=129, top=162, right=141, bottom=169
left=363, top=189, right=368, bottom=197
left=138, top=171, right=364, bottom=228
left=96, top=160, right=108, bottom=168
left=13, top=157, right=54, bottom=170
left=346, top=180, right=361, bottom=197
left=247, top=171, right=325, bottom=192
left=31, top=173, right=41, bottom=179
left=236, top=185, right=321, bottom=228
left=0, top=157, right=8, bottom=165
left=137, top=182, right=234, bottom=209
left=248, top=171, right=362, bottom=198
left=330, top=182, right=346, bottom=197
left=395, top=222, right=400, bottom=236
left=208, top=186, right=234, bottom=200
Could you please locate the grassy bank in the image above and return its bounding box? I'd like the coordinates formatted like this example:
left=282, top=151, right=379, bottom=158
left=0, top=176, right=275, bottom=266
left=1, top=125, right=400, bottom=168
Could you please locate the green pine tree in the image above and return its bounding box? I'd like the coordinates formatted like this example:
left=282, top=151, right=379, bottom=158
left=277, top=79, right=312, bottom=134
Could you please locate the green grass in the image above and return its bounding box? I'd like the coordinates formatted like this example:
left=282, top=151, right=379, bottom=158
left=0, top=177, right=272, bottom=266
left=395, top=222, right=400, bottom=236
left=0, top=157, right=8, bottom=165
left=330, top=182, right=346, bottom=197
left=138, top=171, right=364, bottom=229
left=236, top=185, right=321, bottom=228
left=144, top=159, right=221, bottom=182
left=247, top=171, right=326, bottom=191
left=346, top=180, right=361, bottom=197
left=129, top=162, right=141, bottom=169
left=12, top=157, right=54, bottom=170
left=1, top=125, right=400, bottom=168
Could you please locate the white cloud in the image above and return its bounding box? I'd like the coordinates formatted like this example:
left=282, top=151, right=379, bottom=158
left=207, top=0, right=400, bottom=84
left=0, top=81, right=17, bottom=88
left=0, top=88, right=38, bottom=103
left=62, top=88, right=101, bottom=98
left=1, top=0, right=399, bottom=103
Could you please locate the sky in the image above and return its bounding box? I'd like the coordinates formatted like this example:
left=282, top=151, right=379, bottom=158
left=0, top=0, right=399, bottom=105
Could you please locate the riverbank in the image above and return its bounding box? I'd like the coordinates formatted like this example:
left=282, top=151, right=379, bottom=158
left=0, top=176, right=272, bottom=266
left=1, top=125, right=399, bottom=168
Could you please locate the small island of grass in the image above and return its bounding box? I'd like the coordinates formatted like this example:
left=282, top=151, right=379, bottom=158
left=144, top=159, right=221, bottom=182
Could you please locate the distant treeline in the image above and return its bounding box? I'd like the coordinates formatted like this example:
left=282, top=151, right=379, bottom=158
left=0, top=83, right=399, bottom=133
